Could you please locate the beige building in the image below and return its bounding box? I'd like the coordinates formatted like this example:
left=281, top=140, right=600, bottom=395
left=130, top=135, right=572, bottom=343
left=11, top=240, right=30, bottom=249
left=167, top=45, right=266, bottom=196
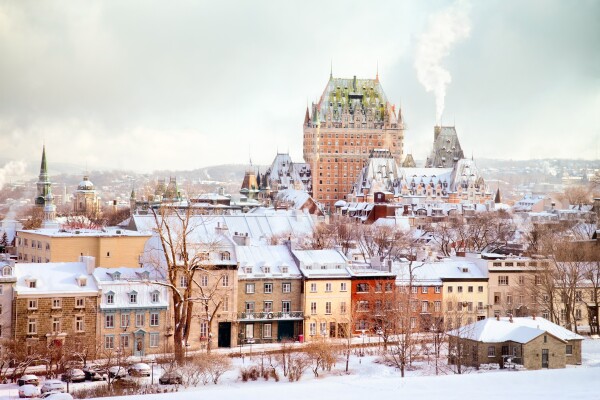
left=294, top=249, right=352, bottom=340
left=0, top=256, right=16, bottom=342
left=236, top=244, right=304, bottom=344
left=16, top=228, right=150, bottom=267
left=12, top=258, right=99, bottom=355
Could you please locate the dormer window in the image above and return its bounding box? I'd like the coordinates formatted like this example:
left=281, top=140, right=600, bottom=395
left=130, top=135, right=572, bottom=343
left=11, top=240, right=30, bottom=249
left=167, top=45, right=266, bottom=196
left=77, top=277, right=87, bottom=287
left=321, top=265, right=327, bottom=270
left=221, top=251, right=231, bottom=261
left=106, top=292, right=114, bottom=304
left=112, top=271, right=121, bottom=281
left=281, top=266, right=289, bottom=274
left=245, top=267, right=252, bottom=274
left=151, top=291, right=159, bottom=303
left=199, top=252, right=209, bottom=261
left=263, top=266, right=271, bottom=274
left=2, top=266, right=12, bottom=276
left=28, top=280, right=37, bottom=288
left=137, top=271, right=150, bottom=280
left=129, top=291, right=138, bottom=304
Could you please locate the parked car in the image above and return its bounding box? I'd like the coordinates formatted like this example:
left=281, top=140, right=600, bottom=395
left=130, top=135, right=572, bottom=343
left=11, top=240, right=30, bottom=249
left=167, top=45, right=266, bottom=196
left=158, top=372, right=182, bottom=385
left=108, top=366, right=128, bottom=379
left=40, top=380, right=66, bottom=394
left=18, top=384, right=40, bottom=398
left=83, top=369, right=107, bottom=381
left=41, top=392, right=63, bottom=399
left=60, top=369, right=85, bottom=383
left=42, top=394, right=73, bottom=400
left=17, top=375, right=40, bottom=386
left=113, top=376, right=137, bottom=388
left=128, top=362, right=151, bottom=377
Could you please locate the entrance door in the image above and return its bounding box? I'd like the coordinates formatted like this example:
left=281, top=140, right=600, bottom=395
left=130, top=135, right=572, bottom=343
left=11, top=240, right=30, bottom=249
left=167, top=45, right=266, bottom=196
left=218, top=322, right=231, bottom=348
left=278, top=321, right=294, bottom=341
left=329, top=322, right=336, bottom=338
left=542, top=349, right=549, bottom=368
left=134, top=336, right=145, bottom=357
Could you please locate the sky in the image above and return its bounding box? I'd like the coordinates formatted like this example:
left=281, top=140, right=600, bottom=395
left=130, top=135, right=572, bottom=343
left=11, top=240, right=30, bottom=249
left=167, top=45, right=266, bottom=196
left=0, top=0, right=598, bottom=176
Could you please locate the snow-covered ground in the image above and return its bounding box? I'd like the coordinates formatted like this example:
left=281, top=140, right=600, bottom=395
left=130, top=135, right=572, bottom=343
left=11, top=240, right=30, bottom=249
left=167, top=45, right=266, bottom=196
left=2, top=339, right=599, bottom=400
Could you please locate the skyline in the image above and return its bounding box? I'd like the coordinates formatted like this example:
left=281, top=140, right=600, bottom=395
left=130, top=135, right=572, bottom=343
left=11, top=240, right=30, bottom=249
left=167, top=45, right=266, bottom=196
left=0, top=0, right=598, bottom=176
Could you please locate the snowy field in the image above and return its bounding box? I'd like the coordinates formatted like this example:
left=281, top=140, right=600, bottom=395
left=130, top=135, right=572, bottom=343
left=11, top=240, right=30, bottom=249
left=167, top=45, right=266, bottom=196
left=1, top=339, right=599, bottom=400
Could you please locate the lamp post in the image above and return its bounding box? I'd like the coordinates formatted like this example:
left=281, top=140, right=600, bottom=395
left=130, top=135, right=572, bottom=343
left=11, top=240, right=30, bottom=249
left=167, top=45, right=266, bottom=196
left=361, top=329, right=366, bottom=357
left=150, top=359, right=156, bottom=385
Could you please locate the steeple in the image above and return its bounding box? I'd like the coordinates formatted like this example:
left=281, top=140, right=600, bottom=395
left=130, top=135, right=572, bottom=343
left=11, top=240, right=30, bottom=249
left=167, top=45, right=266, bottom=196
left=494, top=188, right=502, bottom=204
left=35, top=145, right=52, bottom=207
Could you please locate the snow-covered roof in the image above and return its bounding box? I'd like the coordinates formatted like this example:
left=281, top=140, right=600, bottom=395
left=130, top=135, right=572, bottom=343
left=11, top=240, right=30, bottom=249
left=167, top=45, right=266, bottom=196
left=236, top=245, right=301, bottom=279
left=18, top=227, right=150, bottom=238
left=15, top=262, right=98, bottom=295
left=394, top=259, right=487, bottom=284
left=293, top=249, right=351, bottom=278
left=94, top=267, right=169, bottom=310
left=275, top=189, right=310, bottom=209
left=449, top=317, right=584, bottom=343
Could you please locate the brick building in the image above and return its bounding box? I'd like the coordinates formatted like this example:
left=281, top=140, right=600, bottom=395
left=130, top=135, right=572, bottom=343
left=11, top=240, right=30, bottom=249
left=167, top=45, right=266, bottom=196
left=303, top=74, right=404, bottom=209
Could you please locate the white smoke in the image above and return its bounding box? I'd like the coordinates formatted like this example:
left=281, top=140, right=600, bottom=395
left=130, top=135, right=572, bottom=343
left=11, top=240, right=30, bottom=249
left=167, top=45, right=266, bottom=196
left=415, top=0, right=471, bottom=124
left=0, top=160, right=27, bottom=190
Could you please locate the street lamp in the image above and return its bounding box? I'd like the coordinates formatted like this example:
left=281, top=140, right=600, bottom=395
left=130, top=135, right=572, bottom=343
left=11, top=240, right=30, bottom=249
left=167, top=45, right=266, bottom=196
left=150, top=359, right=156, bottom=385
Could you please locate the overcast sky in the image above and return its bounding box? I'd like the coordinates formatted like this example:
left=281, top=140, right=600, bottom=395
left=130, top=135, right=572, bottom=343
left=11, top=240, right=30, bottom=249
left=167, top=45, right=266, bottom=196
left=0, top=0, right=598, bottom=176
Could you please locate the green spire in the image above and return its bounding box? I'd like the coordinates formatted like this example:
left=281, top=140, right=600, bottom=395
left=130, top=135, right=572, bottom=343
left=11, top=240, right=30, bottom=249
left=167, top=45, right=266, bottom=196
left=40, top=145, right=47, bottom=175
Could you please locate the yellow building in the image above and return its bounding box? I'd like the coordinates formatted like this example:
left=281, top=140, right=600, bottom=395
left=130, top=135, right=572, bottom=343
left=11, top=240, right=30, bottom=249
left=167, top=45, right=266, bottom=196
left=293, top=249, right=352, bottom=340
left=16, top=228, right=150, bottom=268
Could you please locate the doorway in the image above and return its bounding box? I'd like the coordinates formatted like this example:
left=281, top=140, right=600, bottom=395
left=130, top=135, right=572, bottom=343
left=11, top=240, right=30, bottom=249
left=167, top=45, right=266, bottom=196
left=218, top=322, right=231, bottom=348
left=542, top=349, right=549, bottom=368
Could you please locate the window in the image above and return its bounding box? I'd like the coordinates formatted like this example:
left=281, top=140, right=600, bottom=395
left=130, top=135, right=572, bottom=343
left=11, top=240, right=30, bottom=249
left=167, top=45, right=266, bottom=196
left=518, top=276, right=525, bottom=285
left=121, top=334, right=130, bottom=348
left=264, top=283, right=273, bottom=294
left=410, top=317, right=416, bottom=329
left=457, top=286, right=463, bottom=293
left=575, top=291, right=583, bottom=302
left=121, top=314, right=130, bottom=328
left=310, top=283, right=317, bottom=293
left=282, top=283, right=291, bottom=293
left=447, top=301, right=453, bottom=311
left=535, top=275, right=542, bottom=285
left=340, top=301, right=347, bottom=314
left=222, top=274, right=229, bottom=287
left=320, top=322, right=327, bottom=336
left=310, top=302, right=317, bottom=315
left=478, top=302, right=484, bottom=312
left=28, top=299, right=38, bottom=310
left=358, top=301, right=370, bottom=312
left=566, top=345, right=573, bottom=355
left=467, top=302, right=473, bottom=312
left=448, top=286, right=453, bottom=293
left=340, top=282, right=347, bottom=291
left=385, top=282, right=393, bottom=292
left=263, top=323, right=273, bottom=338
left=309, top=322, right=316, bottom=336
left=435, top=286, right=441, bottom=294
left=375, top=282, right=382, bottom=292
left=52, top=317, right=61, bottom=332
left=150, top=312, right=159, bottom=326
left=221, top=251, right=230, bottom=261
left=422, top=287, right=428, bottom=294
left=200, top=321, right=208, bottom=338
left=180, top=276, right=188, bottom=288
left=468, top=286, right=473, bottom=293
left=75, top=316, right=84, bottom=332
left=129, top=292, right=137, bottom=304
left=28, top=318, right=37, bottom=334
left=77, top=277, right=87, bottom=287
left=357, top=283, right=369, bottom=293
left=263, top=266, right=271, bottom=274
left=105, top=314, right=115, bottom=328
left=223, top=296, right=229, bottom=311
left=52, top=299, right=61, bottom=309
left=498, top=276, right=509, bottom=286
left=106, top=293, right=114, bottom=304
left=325, top=283, right=332, bottom=292
left=245, top=302, right=255, bottom=313
left=434, top=301, right=441, bottom=312
left=75, top=297, right=85, bottom=308
left=411, top=286, right=418, bottom=294
left=488, top=346, right=495, bottom=357
left=135, top=313, right=145, bottom=327
left=281, top=266, right=289, bottom=274
left=325, top=302, right=332, bottom=314
left=28, top=280, right=37, bottom=289
left=507, top=294, right=513, bottom=305
left=246, top=283, right=255, bottom=294
left=200, top=275, right=208, bottom=287
left=150, top=333, right=159, bottom=347
left=494, top=292, right=501, bottom=305
left=105, top=335, right=114, bottom=349
left=263, top=301, right=273, bottom=313
left=575, top=308, right=582, bottom=320
left=421, top=301, right=428, bottom=313
left=282, top=301, right=291, bottom=313
left=478, top=286, right=483, bottom=293
left=151, top=291, right=159, bottom=303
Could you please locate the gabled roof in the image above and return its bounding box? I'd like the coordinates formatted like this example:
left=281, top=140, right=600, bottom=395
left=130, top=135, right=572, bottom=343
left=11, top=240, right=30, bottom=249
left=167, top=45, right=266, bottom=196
left=448, top=317, right=584, bottom=343
left=15, top=262, right=98, bottom=295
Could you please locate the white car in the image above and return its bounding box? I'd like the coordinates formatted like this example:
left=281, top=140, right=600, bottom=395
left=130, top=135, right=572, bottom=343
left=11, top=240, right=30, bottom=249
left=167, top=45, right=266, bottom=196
left=18, top=375, right=40, bottom=386
left=42, top=394, right=73, bottom=400
left=128, top=362, right=151, bottom=377
left=108, top=366, right=128, bottom=379
left=18, top=384, right=40, bottom=398
left=40, top=380, right=65, bottom=394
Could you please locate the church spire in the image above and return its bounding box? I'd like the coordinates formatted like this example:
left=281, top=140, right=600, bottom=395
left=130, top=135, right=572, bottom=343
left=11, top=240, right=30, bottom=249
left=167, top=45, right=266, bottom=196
left=40, top=145, right=48, bottom=176
left=35, top=145, right=51, bottom=207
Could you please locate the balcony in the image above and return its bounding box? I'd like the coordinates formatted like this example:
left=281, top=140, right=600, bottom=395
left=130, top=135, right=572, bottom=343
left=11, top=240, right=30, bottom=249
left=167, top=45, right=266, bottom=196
left=237, top=311, right=304, bottom=321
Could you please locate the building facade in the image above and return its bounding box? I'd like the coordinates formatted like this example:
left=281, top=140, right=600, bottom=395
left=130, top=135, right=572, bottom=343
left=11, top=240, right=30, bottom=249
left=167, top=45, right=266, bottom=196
left=303, top=75, right=404, bottom=208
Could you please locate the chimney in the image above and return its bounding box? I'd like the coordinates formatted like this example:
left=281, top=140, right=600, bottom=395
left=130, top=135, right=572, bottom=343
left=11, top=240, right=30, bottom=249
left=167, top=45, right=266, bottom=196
left=434, top=125, right=441, bottom=141
left=509, top=314, right=513, bottom=323
left=79, top=255, right=95, bottom=274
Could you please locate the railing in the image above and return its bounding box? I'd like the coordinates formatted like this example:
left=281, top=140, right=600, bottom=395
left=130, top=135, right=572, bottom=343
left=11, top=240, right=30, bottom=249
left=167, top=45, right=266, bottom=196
left=237, top=311, right=304, bottom=321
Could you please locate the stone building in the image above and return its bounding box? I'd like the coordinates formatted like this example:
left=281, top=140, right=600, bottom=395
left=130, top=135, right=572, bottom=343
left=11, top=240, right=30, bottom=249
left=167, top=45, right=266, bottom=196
left=303, top=74, right=404, bottom=208
left=94, top=266, right=169, bottom=357
left=73, top=176, right=100, bottom=216
left=448, top=316, right=584, bottom=370
left=0, top=255, right=16, bottom=342
left=12, top=258, right=99, bottom=355
left=425, top=126, right=465, bottom=168
left=236, top=244, right=304, bottom=344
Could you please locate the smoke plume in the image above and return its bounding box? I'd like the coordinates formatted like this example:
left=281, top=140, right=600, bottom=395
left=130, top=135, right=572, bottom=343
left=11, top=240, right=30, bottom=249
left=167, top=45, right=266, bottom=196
left=0, top=160, right=27, bottom=190
left=415, top=0, right=471, bottom=123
